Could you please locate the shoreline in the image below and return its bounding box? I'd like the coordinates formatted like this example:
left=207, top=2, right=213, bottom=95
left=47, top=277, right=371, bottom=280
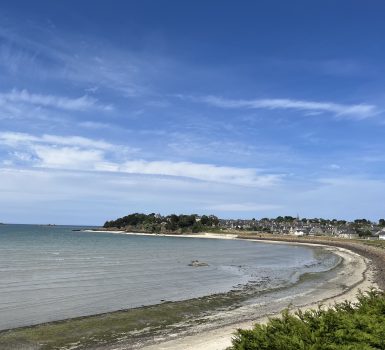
left=135, top=239, right=376, bottom=350
left=83, top=229, right=239, bottom=240
left=0, top=232, right=380, bottom=350
left=78, top=230, right=380, bottom=350
left=237, top=234, right=385, bottom=290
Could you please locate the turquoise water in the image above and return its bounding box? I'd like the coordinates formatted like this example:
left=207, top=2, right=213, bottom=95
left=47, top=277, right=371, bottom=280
left=0, top=225, right=338, bottom=330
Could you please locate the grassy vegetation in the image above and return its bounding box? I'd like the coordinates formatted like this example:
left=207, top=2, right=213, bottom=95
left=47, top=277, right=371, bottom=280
left=228, top=290, right=385, bottom=350
left=360, top=239, right=385, bottom=250
left=0, top=288, right=247, bottom=350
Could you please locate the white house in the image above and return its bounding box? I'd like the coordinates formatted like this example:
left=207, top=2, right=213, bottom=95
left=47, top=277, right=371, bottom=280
left=289, top=227, right=306, bottom=236
left=378, top=229, right=385, bottom=240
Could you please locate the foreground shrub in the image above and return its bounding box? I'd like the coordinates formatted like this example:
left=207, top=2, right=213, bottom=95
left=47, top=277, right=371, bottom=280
left=229, top=290, right=385, bottom=350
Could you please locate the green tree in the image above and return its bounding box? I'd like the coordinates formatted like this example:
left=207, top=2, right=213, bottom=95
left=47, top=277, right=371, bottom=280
left=200, top=215, right=209, bottom=226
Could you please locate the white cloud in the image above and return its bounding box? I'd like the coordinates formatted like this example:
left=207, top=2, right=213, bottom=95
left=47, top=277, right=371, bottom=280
left=0, top=89, right=112, bottom=112
left=32, top=151, right=279, bottom=187
left=0, top=168, right=258, bottom=224
left=2, top=167, right=384, bottom=224
left=0, top=132, right=116, bottom=150
left=0, top=132, right=37, bottom=146
left=0, top=131, right=280, bottom=187
left=33, top=146, right=105, bottom=169
left=198, top=96, right=377, bottom=120
left=117, top=160, right=281, bottom=187
left=41, top=135, right=115, bottom=150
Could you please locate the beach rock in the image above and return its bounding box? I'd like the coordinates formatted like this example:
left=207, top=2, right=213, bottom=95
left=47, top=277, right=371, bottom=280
left=188, top=260, right=209, bottom=267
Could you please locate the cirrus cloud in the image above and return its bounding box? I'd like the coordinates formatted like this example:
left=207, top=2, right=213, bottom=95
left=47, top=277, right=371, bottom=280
left=197, top=95, right=378, bottom=120
left=0, top=89, right=113, bottom=113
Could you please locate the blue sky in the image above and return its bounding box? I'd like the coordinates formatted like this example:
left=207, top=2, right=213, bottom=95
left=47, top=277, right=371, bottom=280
left=1, top=1, right=385, bottom=224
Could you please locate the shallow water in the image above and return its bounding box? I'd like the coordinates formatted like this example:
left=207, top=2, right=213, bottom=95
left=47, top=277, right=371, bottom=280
left=0, top=225, right=339, bottom=330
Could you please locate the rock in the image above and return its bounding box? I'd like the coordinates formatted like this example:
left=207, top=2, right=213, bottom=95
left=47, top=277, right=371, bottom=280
left=188, top=260, right=209, bottom=267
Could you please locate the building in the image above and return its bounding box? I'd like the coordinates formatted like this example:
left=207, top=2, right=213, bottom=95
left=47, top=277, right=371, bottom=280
left=378, top=229, right=385, bottom=240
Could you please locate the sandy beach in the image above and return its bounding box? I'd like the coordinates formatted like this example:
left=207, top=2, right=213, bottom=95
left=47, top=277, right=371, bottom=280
left=97, top=233, right=378, bottom=350
left=84, top=230, right=239, bottom=240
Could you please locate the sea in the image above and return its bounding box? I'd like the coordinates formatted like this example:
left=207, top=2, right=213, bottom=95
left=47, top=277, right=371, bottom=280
left=0, top=224, right=339, bottom=330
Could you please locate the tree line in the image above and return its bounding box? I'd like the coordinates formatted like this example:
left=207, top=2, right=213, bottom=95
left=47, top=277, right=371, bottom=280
left=103, top=213, right=219, bottom=233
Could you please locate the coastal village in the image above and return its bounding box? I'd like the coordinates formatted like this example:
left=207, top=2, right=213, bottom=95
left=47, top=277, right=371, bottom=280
left=104, top=212, right=385, bottom=240
left=219, top=216, right=385, bottom=240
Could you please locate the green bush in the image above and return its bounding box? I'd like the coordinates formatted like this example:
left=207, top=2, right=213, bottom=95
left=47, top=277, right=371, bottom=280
left=229, top=290, right=385, bottom=350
